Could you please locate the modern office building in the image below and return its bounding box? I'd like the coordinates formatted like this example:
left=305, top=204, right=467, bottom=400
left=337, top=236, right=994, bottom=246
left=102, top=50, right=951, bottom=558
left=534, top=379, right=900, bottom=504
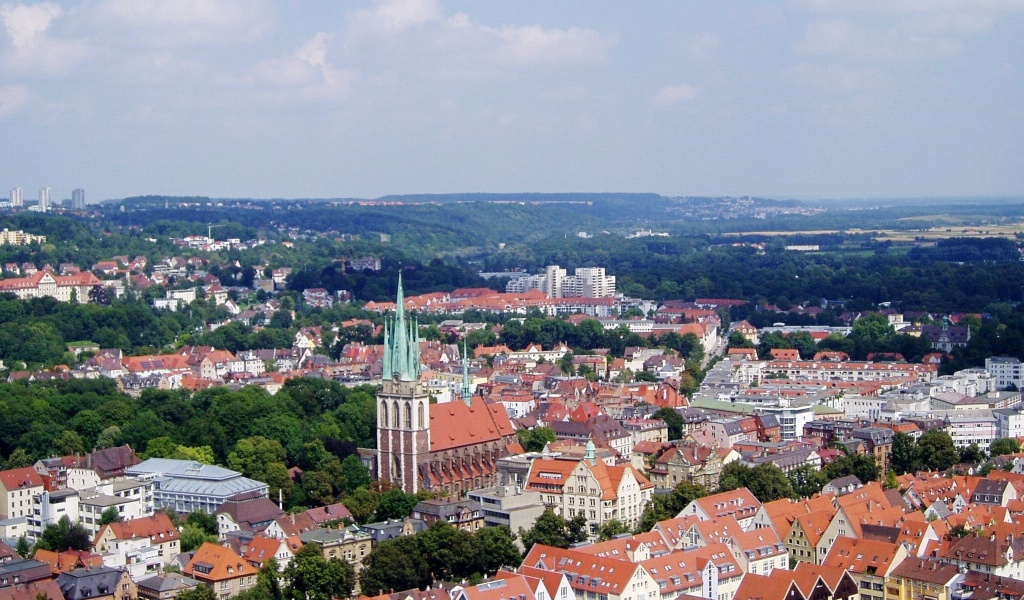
left=125, top=458, right=268, bottom=515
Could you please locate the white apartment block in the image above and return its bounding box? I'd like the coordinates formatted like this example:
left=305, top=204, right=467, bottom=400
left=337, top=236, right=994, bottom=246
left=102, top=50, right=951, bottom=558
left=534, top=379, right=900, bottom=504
left=946, top=411, right=998, bottom=451
left=0, top=228, right=46, bottom=245
left=505, top=265, right=617, bottom=298
left=994, top=407, right=1024, bottom=440
left=987, top=357, right=1023, bottom=391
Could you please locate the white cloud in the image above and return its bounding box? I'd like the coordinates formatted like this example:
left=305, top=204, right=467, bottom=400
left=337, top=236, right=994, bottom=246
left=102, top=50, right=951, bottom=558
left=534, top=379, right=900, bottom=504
left=0, top=2, right=86, bottom=73
left=792, top=0, right=1024, bottom=13
left=0, top=2, right=60, bottom=52
left=687, top=32, right=720, bottom=60
left=365, top=0, right=442, bottom=33
left=651, top=83, right=700, bottom=106
left=789, top=0, right=1021, bottom=60
left=347, top=0, right=612, bottom=70
left=653, top=84, right=698, bottom=107
left=493, top=24, right=609, bottom=65
left=0, top=83, right=29, bottom=118
left=249, top=33, right=356, bottom=100
left=93, top=0, right=273, bottom=45
left=783, top=62, right=884, bottom=92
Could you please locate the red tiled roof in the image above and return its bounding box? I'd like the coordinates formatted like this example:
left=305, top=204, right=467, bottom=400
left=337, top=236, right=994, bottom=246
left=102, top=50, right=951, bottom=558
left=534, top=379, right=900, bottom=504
left=184, top=542, right=252, bottom=582
left=428, top=397, right=515, bottom=453
left=0, top=467, right=44, bottom=490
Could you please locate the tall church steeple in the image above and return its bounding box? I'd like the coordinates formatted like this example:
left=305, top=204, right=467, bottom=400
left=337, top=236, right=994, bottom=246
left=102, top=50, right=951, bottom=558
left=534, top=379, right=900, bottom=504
left=376, top=274, right=430, bottom=494
left=382, top=273, right=420, bottom=382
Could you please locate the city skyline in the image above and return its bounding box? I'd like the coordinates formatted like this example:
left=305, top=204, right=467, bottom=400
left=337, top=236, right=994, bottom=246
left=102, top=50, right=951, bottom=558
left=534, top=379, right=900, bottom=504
left=0, top=1, right=1021, bottom=202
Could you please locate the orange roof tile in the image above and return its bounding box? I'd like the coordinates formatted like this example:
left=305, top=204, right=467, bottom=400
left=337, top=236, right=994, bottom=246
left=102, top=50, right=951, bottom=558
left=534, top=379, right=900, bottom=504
left=0, top=467, right=44, bottom=490
left=184, top=542, right=253, bottom=582
left=428, top=397, right=515, bottom=453
left=522, top=545, right=639, bottom=596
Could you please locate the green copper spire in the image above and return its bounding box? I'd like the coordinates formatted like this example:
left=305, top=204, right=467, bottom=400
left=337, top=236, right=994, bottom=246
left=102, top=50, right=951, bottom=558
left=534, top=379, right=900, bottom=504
left=383, top=273, right=420, bottom=382
left=461, top=339, right=471, bottom=405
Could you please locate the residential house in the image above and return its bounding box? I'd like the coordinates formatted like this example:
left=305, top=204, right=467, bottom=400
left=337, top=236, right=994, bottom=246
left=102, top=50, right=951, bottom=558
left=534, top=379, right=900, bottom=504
left=93, top=513, right=180, bottom=568
left=648, top=442, right=724, bottom=491
left=0, top=580, right=64, bottom=600
left=56, top=566, right=136, bottom=600
left=299, top=526, right=372, bottom=575
left=215, top=492, right=285, bottom=540
left=821, top=538, right=908, bottom=600
left=677, top=488, right=763, bottom=530
left=521, top=544, right=661, bottom=600
left=136, top=573, right=202, bottom=600
left=939, top=532, right=1024, bottom=581
left=183, top=542, right=258, bottom=600
left=411, top=497, right=484, bottom=532
left=0, top=468, right=44, bottom=526
left=733, top=573, right=804, bottom=600
left=883, top=558, right=960, bottom=600
left=0, top=559, right=52, bottom=589
left=789, top=562, right=859, bottom=600
left=525, top=442, right=653, bottom=536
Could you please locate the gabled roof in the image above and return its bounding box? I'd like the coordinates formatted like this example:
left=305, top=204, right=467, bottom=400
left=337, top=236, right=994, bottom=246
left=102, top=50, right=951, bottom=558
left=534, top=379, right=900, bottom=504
left=684, top=488, right=761, bottom=522
left=795, top=509, right=838, bottom=547
left=821, top=537, right=903, bottom=576
left=889, top=558, right=960, bottom=585
left=522, top=544, right=640, bottom=595
left=239, top=535, right=292, bottom=567
left=183, top=542, right=253, bottom=582
left=514, top=566, right=569, bottom=600
left=0, top=579, right=64, bottom=600
left=33, top=549, right=103, bottom=574
left=791, top=562, right=855, bottom=597
left=215, top=493, right=285, bottom=531
left=652, top=514, right=702, bottom=548
left=98, top=513, right=179, bottom=545
left=639, top=550, right=704, bottom=595
left=428, top=397, right=515, bottom=453
left=0, top=467, right=44, bottom=490
left=730, top=527, right=786, bottom=560
left=572, top=531, right=669, bottom=560
left=56, top=566, right=127, bottom=600
left=734, top=573, right=805, bottom=600
left=303, top=502, right=353, bottom=525
left=457, top=573, right=536, bottom=600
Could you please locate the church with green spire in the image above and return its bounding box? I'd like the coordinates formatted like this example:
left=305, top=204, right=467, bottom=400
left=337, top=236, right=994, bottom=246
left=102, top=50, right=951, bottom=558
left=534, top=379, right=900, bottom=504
left=374, top=276, right=519, bottom=495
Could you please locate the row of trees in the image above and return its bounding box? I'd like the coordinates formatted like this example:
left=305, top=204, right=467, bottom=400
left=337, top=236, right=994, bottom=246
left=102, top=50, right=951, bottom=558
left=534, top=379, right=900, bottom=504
left=178, top=544, right=356, bottom=600
left=359, top=521, right=521, bottom=595
left=0, top=378, right=383, bottom=512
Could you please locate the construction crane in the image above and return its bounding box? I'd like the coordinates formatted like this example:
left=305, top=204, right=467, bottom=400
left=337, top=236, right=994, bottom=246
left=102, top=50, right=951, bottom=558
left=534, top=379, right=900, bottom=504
left=208, top=224, right=225, bottom=241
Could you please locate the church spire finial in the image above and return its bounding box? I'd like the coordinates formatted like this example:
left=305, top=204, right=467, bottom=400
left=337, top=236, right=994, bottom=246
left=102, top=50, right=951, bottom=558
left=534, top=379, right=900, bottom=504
left=384, top=272, right=419, bottom=382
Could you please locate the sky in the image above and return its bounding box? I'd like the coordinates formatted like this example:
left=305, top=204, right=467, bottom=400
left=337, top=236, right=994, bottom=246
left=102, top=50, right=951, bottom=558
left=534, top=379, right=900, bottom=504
left=1, top=0, right=1022, bottom=202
